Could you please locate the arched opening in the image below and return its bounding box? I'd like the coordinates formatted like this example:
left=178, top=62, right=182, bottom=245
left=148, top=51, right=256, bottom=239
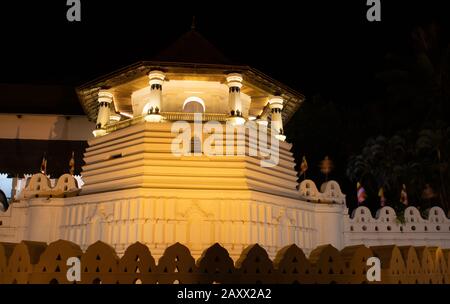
left=183, top=97, right=205, bottom=113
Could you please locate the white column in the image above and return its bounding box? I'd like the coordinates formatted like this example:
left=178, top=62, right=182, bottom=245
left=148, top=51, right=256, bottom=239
left=269, top=96, right=286, bottom=141
left=144, top=70, right=165, bottom=122
left=93, top=90, right=113, bottom=137
left=226, top=73, right=245, bottom=125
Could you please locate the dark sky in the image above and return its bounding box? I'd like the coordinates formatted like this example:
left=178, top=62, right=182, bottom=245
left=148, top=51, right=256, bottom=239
left=0, top=0, right=447, bottom=107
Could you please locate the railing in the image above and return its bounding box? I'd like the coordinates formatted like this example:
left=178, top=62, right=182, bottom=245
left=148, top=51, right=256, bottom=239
left=162, top=112, right=228, bottom=122
left=105, top=112, right=229, bottom=133
left=105, top=115, right=144, bottom=133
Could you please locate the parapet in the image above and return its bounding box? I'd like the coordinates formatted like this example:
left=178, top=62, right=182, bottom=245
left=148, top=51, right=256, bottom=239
left=20, top=173, right=80, bottom=199
left=298, top=179, right=346, bottom=204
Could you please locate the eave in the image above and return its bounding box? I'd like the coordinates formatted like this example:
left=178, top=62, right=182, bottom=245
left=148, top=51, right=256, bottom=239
left=76, top=61, right=305, bottom=123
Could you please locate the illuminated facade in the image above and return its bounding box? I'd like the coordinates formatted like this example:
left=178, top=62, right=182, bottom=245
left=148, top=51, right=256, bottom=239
left=1, top=29, right=449, bottom=260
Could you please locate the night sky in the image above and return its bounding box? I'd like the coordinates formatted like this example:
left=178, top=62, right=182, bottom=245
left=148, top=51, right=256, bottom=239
left=1, top=1, right=449, bottom=211
left=0, top=1, right=445, bottom=97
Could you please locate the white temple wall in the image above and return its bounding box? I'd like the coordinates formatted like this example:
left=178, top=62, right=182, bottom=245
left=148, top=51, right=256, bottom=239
left=314, top=203, right=346, bottom=249
left=2, top=191, right=450, bottom=260
left=56, top=189, right=319, bottom=260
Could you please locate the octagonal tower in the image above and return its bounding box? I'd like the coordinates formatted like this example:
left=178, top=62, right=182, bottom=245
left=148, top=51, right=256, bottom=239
left=0, top=29, right=348, bottom=260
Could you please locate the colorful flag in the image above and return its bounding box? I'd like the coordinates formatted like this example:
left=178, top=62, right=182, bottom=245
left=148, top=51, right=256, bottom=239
left=400, top=184, right=408, bottom=206
left=421, top=184, right=436, bottom=200
left=378, top=187, right=386, bottom=207
left=69, top=151, right=75, bottom=175
left=300, top=156, right=308, bottom=178
left=319, top=156, right=334, bottom=181
left=357, top=182, right=367, bottom=205
left=40, top=154, right=47, bottom=175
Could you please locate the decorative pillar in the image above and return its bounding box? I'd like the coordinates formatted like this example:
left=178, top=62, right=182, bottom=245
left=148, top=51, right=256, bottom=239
left=226, top=73, right=245, bottom=125
left=269, top=96, right=286, bottom=141
left=92, top=90, right=113, bottom=137
left=144, top=70, right=165, bottom=122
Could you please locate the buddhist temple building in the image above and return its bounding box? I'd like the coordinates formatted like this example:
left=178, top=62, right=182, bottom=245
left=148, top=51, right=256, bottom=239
left=1, top=28, right=449, bottom=261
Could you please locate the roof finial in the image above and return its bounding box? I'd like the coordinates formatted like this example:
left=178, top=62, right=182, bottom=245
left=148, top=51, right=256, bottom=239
left=191, top=16, right=196, bottom=30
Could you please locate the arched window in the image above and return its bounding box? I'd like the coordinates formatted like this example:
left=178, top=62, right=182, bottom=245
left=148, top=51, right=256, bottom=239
left=183, top=97, right=205, bottom=113
left=190, top=137, right=202, bottom=154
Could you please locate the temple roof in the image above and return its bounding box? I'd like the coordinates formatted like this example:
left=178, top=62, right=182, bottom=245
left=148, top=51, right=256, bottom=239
left=153, top=29, right=235, bottom=65
left=76, top=30, right=305, bottom=123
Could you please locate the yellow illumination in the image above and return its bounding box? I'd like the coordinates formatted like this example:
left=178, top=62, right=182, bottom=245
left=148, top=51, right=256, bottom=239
left=92, top=129, right=107, bottom=137
left=120, top=112, right=134, bottom=118
left=227, top=116, right=246, bottom=126
left=275, top=134, right=286, bottom=141
left=144, top=114, right=163, bottom=123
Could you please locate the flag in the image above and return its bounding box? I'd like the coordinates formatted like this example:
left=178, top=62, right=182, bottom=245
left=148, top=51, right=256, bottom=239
left=300, top=156, right=308, bottom=178
left=40, top=154, right=47, bottom=175
left=69, top=151, right=75, bottom=175
left=421, top=184, right=436, bottom=200
left=400, top=184, right=408, bottom=206
left=357, top=182, right=367, bottom=205
left=319, top=156, right=334, bottom=181
left=378, top=187, right=386, bottom=207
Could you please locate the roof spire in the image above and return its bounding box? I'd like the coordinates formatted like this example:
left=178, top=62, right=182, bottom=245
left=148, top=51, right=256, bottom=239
left=191, top=16, right=196, bottom=31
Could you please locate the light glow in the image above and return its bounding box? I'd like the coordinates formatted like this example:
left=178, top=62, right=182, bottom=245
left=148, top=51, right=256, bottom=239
left=144, top=114, right=163, bottom=123
left=92, top=129, right=107, bottom=137
left=120, top=112, right=134, bottom=118
left=275, top=134, right=286, bottom=141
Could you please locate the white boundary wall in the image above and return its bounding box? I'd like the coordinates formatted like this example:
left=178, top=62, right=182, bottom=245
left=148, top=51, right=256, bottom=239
left=344, top=205, right=450, bottom=249
left=1, top=175, right=449, bottom=260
